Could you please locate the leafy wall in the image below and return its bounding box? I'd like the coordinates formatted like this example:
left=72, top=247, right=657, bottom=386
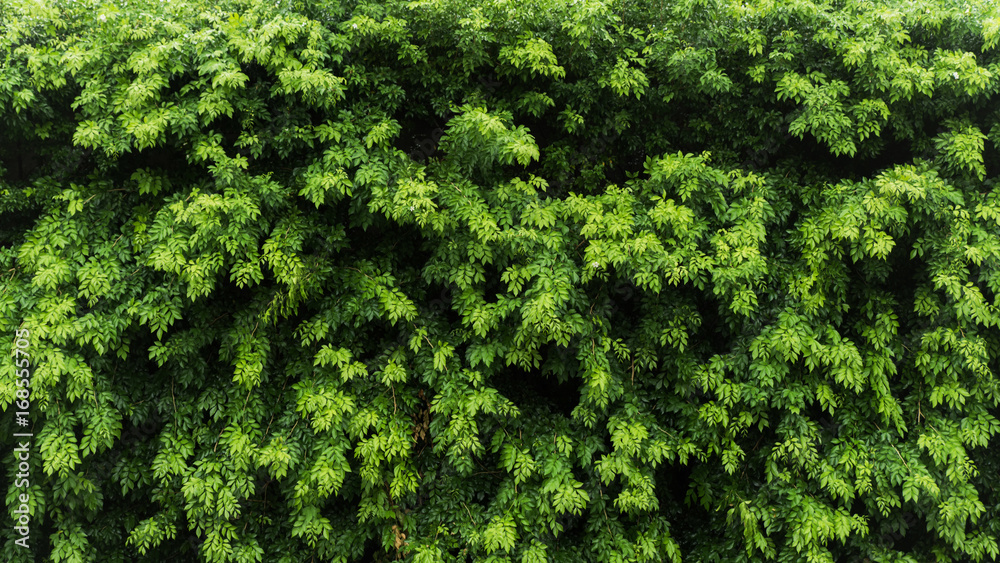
left=2, top=0, right=1000, bottom=561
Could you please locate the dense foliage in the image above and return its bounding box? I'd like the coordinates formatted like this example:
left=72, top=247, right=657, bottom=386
left=3, top=0, right=1000, bottom=561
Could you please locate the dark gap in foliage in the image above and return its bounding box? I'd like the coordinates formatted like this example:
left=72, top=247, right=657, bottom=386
left=692, top=290, right=732, bottom=358
left=0, top=207, right=36, bottom=249
left=982, top=142, right=1000, bottom=182
left=115, top=144, right=188, bottom=180
left=658, top=458, right=696, bottom=509
left=394, top=114, right=447, bottom=164
left=493, top=346, right=581, bottom=418
left=867, top=136, right=918, bottom=177
left=0, top=146, right=40, bottom=184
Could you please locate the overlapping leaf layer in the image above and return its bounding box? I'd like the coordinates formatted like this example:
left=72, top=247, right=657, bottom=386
left=2, top=0, right=1000, bottom=561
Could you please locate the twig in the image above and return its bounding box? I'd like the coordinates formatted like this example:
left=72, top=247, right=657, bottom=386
left=461, top=502, right=477, bottom=525
left=171, top=378, right=178, bottom=426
